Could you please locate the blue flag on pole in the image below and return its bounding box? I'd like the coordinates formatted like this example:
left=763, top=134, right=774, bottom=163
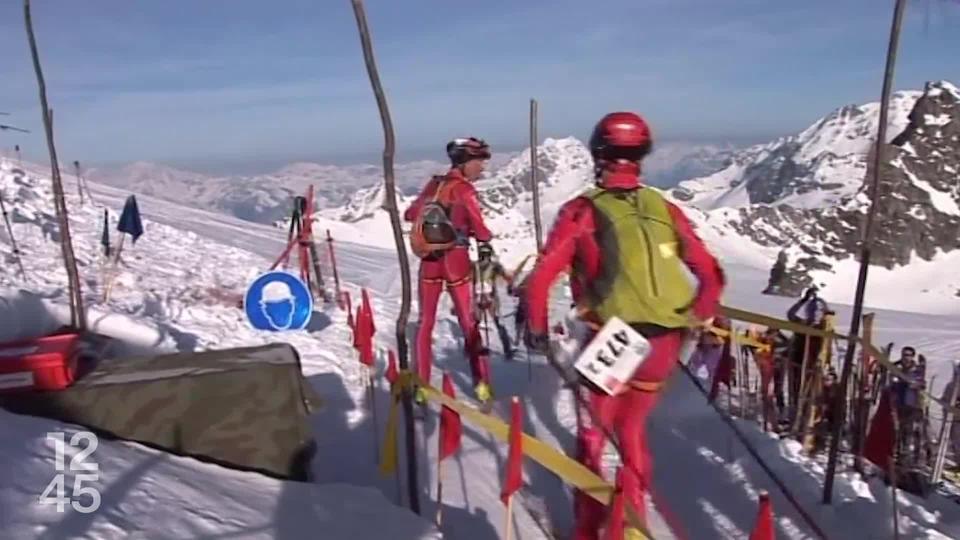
left=117, top=195, right=144, bottom=243
left=101, top=209, right=111, bottom=256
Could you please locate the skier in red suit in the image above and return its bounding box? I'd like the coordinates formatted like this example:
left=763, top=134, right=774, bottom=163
left=404, top=137, right=495, bottom=405
left=524, top=113, right=726, bottom=539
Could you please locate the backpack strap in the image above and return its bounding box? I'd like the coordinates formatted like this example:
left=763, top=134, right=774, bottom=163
left=430, top=176, right=448, bottom=203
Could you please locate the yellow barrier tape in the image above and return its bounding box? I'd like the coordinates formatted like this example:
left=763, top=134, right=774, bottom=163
left=719, top=304, right=960, bottom=418
left=707, top=326, right=771, bottom=353
left=378, top=370, right=412, bottom=476
left=379, top=370, right=652, bottom=539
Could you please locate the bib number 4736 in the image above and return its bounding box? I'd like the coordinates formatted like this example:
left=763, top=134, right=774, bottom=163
left=574, top=317, right=652, bottom=395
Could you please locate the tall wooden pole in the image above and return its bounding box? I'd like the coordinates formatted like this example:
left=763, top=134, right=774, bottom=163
left=529, top=99, right=543, bottom=252
left=24, top=0, right=86, bottom=331
left=326, top=230, right=343, bottom=307
left=823, top=0, right=907, bottom=504
left=349, top=0, right=420, bottom=515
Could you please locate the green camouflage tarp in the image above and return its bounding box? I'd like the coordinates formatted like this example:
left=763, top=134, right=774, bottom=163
left=0, top=342, right=322, bottom=481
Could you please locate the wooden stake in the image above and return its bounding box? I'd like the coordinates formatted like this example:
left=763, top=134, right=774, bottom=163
left=792, top=334, right=813, bottom=435
left=503, top=494, right=515, bottom=540
left=368, top=366, right=381, bottom=465
left=350, top=0, right=420, bottom=515
left=103, top=233, right=125, bottom=302
left=24, top=0, right=86, bottom=330
left=733, top=328, right=746, bottom=419
left=854, top=313, right=876, bottom=472
left=435, top=452, right=444, bottom=527
left=890, top=394, right=901, bottom=540
left=326, top=230, right=343, bottom=307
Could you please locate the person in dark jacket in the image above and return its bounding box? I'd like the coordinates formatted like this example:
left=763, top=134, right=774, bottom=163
left=785, top=287, right=829, bottom=422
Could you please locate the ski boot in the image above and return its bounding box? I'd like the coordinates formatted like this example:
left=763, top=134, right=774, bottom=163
left=475, top=381, right=494, bottom=413
left=413, top=387, right=429, bottom=420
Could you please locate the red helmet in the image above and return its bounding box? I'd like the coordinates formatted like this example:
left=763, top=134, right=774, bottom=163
left=446, top=137, right=491, bottom=165
left=588, top=112, right=653, bottom=163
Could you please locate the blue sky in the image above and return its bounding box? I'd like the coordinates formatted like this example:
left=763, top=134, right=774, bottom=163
left=1, top=0, right=958, bottom=172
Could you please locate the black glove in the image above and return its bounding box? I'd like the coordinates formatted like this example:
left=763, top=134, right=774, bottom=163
left=525, top=331, right=550, bottom=355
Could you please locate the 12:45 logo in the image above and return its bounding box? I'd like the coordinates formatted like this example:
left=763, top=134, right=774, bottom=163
left=39, top=431, right=101, bottom=513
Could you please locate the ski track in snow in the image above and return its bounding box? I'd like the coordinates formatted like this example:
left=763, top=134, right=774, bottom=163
left=2, top=158, right=960, bottom=539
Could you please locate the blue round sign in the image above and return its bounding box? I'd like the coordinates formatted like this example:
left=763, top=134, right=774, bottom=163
left=244, top=271, right=313, bottom=332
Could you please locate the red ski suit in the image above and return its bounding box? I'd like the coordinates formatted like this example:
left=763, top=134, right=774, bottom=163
left=525, top=176, right=725, bottom=538
left=404, top=168, right=492, bottom=387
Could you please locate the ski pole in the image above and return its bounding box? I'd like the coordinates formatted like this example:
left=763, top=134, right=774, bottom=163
left=0, top=189, right=26, bottom=280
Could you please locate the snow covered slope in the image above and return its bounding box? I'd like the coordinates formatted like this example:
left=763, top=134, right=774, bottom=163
left=0, top=408, right=440, bottom=540
left=3, top=157, right=960, bottom=539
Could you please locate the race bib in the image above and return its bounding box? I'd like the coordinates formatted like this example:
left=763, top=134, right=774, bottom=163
left=574, top=317, right=651, bottom=395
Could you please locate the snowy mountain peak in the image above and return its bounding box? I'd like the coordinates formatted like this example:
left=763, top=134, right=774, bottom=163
left=667, top=80, right=960, bottom=299
left=926, top=79, right=960, bottom=101
left=674, top=89, right=925, bottom=211
left=94, top=161, right=214, bottom=185
left=475, top=137, right=592, bottom=212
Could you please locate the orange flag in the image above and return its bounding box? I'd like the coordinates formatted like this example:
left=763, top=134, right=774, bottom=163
left=385, top=350, right=399, bottom=387
left=864, top=390, right=895, bottom=471
left=361, top=288, right=376, bottom=335
left=501, top=397, right=523, bottom=504
left=749, top=491, right=775, bottom=540
left=439, top=372, right=462, bottom=461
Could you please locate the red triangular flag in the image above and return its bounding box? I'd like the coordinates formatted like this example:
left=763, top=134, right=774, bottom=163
left=439, top=372, right=462, bottom=461
left=361, top=288, right=376, bottom=335
left=749, top=492, right=775, bottom=540
left=501, top=397, right=524, bottom=504
left=355, top=290, right=376, bottom=366
left=353, top=306, right=365, bottom=351
left=385, top=350, right=399, bottom=386
left=864, top=390, right=896, bottom=471
left=359, top=336, right=375, bottom=367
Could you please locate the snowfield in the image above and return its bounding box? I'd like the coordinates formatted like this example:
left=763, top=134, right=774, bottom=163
left=2, top=157, right=960, bottom=539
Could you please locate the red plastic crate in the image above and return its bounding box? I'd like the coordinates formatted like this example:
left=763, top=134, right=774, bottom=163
left=0, top=333, right=81, bottom=393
